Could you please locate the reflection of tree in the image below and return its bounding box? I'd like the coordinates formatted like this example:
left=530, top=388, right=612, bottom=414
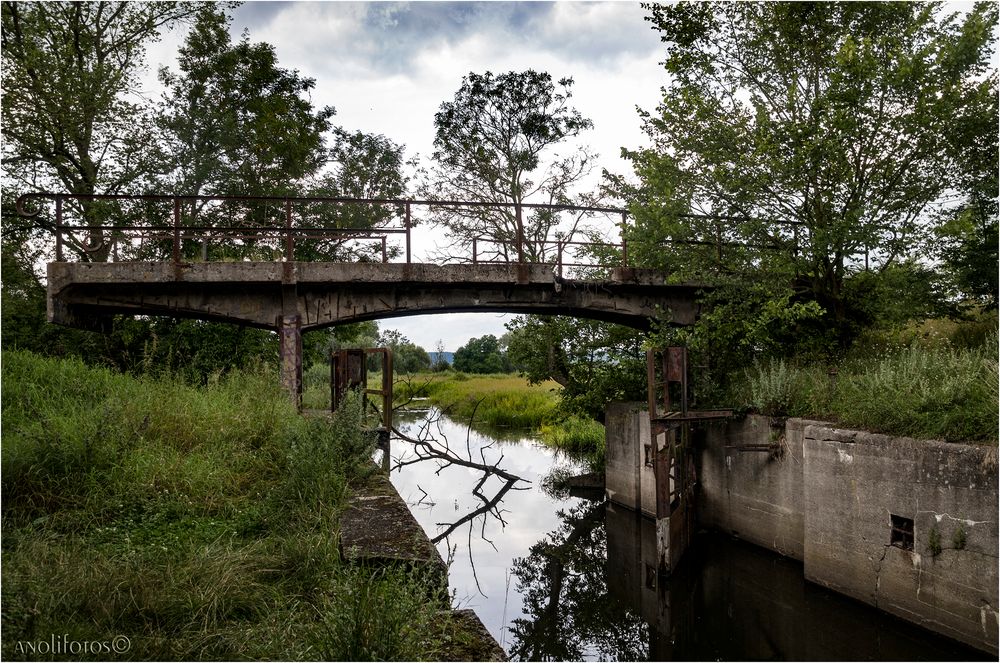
left=392, top=404, right=530, bottom=597
left=508, top=501, right=649, bottom=662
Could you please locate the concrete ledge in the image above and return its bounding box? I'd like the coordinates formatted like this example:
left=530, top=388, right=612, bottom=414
left=338, top=470, right=507, bottom=660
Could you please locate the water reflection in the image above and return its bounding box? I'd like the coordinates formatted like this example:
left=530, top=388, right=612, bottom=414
left=391, top=409, right=989, bottom=661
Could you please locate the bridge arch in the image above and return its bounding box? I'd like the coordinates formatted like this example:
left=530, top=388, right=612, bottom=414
left=47, top=260, right=704, bottom=406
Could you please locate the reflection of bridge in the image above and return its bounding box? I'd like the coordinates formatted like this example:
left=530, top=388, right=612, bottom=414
left=19, top=193, right=706, bottom=406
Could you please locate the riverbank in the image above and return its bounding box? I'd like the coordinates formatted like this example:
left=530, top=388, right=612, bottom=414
left=734, top=327, right=998, bottom=443
left=395, top=372, right=605, bottom=461
left=0, top=350, right=469, bottom=660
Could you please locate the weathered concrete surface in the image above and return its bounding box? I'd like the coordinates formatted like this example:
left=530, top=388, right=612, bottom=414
left=47, top=261, right=703, bottom=331
left=687, top=413, right=999, bottom=654
left=802, top=425, right=999, bottom=655
left=609, top=407, right=999, bottom=653
left=605, top=403, right=655, bottom=516
left=339, top=471, right=447, bottom=581
left=438, top=609, right=507, bottom=662
left=697, top=416, right=821, bottom=561
left=339, top=470, right=507, bottom=659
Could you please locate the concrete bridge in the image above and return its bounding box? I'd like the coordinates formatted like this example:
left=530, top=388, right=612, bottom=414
left=47, top=260, right=703, bottom=405
left=22, top=192, right=708, bottom=406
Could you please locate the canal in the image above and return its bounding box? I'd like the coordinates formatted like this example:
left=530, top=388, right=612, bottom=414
left=389, top=407, right=989, bottom=661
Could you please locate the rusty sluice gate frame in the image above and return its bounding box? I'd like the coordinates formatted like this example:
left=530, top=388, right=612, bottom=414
left=646, top=347, right=732, bottom=572
left=331, top=348, right=393, bottom=471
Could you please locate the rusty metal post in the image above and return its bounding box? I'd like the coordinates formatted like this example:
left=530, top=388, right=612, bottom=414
left=55, top=196, right=64, bottom=261
left=284, top=199, right=294, bottom=262
left=515, top=202, right=525, bottom=264
left=381, top=349, right=393, bottom=471
left=472, top=238, right=478, bottom=265
left=404, top=202, right=411, bottom=264
left=279, top=314, right=303, bottom=411
left=621, top=211, right=629, bottom=267
left=646, top=348, right=658, bottom=417
left=381, top=236, right=387, bottom=263
left=172, top=198, right=181, bottom=266
left=557, top=239, right=564, bottom=279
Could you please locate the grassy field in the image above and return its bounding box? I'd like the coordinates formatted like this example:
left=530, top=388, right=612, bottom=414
left=1, top=350, right=454, bottom=661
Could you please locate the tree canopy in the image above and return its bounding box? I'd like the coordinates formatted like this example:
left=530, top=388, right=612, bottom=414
left=614, top=1, right=998, bottom=355
left=427, top=70, right=597, bottom=263
left=453, top=334, right=511, bottom=374
left=2, top=1, right=199, bottom=261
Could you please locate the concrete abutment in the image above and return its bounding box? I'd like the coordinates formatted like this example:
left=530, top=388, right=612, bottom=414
left=605, top=405, right=999, bottom=655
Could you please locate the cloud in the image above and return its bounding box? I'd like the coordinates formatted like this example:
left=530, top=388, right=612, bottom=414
left=232, top=2, right=661, bottom=80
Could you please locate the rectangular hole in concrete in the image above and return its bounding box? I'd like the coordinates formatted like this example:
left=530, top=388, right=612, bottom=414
left=890, top=514, right=914, bottom=550
left=644, top=444, right=653, bottom=468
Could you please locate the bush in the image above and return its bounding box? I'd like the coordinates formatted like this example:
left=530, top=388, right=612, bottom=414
left=737, top=333, right=998, bottom=442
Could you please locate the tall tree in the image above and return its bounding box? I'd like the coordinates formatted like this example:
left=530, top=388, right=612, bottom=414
left=452, top=334, right=510, bottom=374
left=159, top=6, right=334, bottom=199
left=376, top=329, right=430, bottom=374
left=2, top=1, right=199, bottom=261
left=616, top=1, right=998, bottom=351
left=426, top=70, right=596, bottom=263
left=504, top=316, right=647, bottom=421
left=158, top=6, right=335, bottom=262
left=298, top=128, right=413, bottom=262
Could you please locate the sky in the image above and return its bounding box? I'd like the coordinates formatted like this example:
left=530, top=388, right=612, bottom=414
left=139, top=1, right=670, bottom=351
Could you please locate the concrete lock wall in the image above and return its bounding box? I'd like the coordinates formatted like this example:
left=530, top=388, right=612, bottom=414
left=605, top=406, right=1000, bottom=654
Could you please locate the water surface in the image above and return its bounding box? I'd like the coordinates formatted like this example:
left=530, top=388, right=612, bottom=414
left=389, top=408, right=989, bottom=661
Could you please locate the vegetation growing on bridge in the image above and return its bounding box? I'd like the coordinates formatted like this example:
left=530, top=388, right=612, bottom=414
left=1, top=350, right=455, bottom=661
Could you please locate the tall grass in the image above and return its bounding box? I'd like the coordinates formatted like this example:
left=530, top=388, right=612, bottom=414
left=1, top=350, right=451, bottom=661
left=739, top=334, right=998, bottom=442
left=397, top=372, right=560, bottom=429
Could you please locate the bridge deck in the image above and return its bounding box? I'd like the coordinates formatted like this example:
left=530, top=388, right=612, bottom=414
left=47, top=261, right=704, bottom=332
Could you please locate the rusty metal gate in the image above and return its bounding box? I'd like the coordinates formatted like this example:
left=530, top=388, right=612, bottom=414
left=646, top=347, right=731, bottom=573
left=331, top=347, right=393, bottom=470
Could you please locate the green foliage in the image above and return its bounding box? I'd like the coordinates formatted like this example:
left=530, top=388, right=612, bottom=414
left=307, top=567, right=449, bottom=662
left=928, top=525, right=943, bottom=557
left=396, top=373, right=559, bottom=431
left=426, top=69, right=595, bottom=262
left=736, top=333, right=998, bottom=442
left=451, top=335, right=502, bottom=374
left=953, top=524, right=967, bottom=551
left=452, top=334, right=510, bottom=375
left=540, top=416, right=606, bottom=469
left=505, top=316, right=647, bottom=420
left=616, top=1, right=998, bottom=358
left=2, top=2, right=198, bottom=257
left=377, top=329, right=431, bottom=375
left=159, top=5, right=334, bottom=199
left=1, top=351, right=448, bottom=660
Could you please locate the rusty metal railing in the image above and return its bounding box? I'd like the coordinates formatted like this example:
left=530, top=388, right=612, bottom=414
left=15, top=192, right=818, bottom=274
left=14, top=192, right=634, bottom=272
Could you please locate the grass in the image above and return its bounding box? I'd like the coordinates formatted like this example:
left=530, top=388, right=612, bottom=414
left=1, top=350, right=452, bottom=661
left=395, top=372, right=608, bottom=463
left=737, top=331, right=998, bottom=443
left=395, top=372, right=561, bottom=430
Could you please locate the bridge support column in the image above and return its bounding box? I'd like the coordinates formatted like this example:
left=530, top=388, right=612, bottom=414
left=278, top=314, right=302, bottom=410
